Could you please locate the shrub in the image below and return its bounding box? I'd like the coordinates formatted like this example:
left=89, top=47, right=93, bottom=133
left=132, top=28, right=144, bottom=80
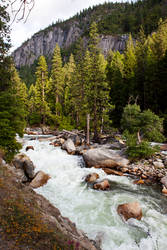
left=125, top=132, right=159, bottom=160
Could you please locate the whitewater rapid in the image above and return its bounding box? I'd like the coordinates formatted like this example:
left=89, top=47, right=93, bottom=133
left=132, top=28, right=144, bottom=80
left=21, top=136, right=167, bottom=250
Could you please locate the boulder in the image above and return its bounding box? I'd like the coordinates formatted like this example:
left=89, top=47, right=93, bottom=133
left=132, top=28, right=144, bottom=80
left=117, top=201, right=142, bottom=221
left=160, top=175, right=167, bottom=189
left=62, top=139, right=76, bottom=155
left=30, top=171, right=50, bottom=188
left=12, top=153, right=35, bottom=179
left=83, top=148, right=129, bottom=169
left=26, top=146, right=34, bottom=151
left=85, top=173, right=99, bottom=183
left=93, top=179, right=110, bottom=191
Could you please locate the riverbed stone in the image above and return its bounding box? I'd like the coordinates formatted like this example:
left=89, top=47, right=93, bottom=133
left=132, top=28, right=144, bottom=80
left=83, top=148, right=129, bottom=169
left=117, top=202, right=142, bottom=221
left=30, top=171, right=50, bottom=188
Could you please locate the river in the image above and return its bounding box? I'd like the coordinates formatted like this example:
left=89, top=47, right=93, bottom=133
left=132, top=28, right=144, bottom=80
left=21, top=135, right=167, bottom=250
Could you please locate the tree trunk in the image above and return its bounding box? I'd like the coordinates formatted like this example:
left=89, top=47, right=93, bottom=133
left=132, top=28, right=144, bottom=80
left=86, top=113, right=90, bottom=145
left=93, top=99, right=99, bottom=142
left=137, top=131, right=141, bottom=144
left=56, top=94, right=59, bottom=116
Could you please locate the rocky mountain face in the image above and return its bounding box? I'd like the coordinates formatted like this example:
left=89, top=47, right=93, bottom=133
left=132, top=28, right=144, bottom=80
left=12, top=20, right=128, bottom=68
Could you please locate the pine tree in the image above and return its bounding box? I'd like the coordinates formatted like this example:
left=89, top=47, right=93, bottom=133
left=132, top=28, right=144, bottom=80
left=86, top=22, right=109, bottom=140
left=0, top=4, right=26, bottom=161
left=107, top=51, right=125, bottom=126
left=34, top=56, right=50, bottom=125
left=64, top=54, right=77, bottom=123
left=49, top=44, right=64, bottom=115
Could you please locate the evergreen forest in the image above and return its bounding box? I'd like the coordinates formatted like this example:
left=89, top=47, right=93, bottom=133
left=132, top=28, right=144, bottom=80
left=1, top=0, right=167, bottom=161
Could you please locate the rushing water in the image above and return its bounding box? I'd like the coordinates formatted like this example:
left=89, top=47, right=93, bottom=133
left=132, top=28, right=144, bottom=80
left=21, top=135, right=167, bottom=250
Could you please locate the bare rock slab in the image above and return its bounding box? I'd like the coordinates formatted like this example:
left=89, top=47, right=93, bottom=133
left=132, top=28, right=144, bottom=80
left=83, top=148, right=129, bottom=168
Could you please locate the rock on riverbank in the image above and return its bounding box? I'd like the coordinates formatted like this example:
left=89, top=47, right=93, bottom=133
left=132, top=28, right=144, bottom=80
left=0, top=163, right=100, bottom=250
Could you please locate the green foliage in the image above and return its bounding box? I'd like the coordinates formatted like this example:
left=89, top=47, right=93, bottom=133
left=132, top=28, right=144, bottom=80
left=121, top=104, right=141, bottom=134
left=121, top=104, right=165, bottom=142
left=0, top=4, right=27, bottom=161
left=125, top=132, right=159, bottom=160
left=30, top=56, right=51, bottom=125
left=141, top=109, right=165, bottom=142
left=107, top=17, right=167, bottom=128
left=48, top=44, right=64, bottom=115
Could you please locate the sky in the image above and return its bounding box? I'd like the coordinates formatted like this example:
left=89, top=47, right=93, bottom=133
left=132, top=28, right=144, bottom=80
left=9, top=0, right=128, bottom=52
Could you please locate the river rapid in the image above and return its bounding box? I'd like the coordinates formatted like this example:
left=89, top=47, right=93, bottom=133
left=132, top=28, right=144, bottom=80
left=21, top=135, right=167, bottom=250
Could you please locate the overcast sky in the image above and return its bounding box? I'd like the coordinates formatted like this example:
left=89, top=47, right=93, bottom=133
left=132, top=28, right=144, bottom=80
left=9, top=0, right=128, bottom=52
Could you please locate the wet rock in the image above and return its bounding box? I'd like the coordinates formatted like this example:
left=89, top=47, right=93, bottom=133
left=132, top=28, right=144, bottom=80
left=117, top=202, right=142, bottom=221
left=102, top=168, right=123, bottom=176
left=85, top=173, right=99, bottom=183
left=83, top=148, right=129, bottom=169
left=12, top=153, right=35, bottom=180
left=62, top=139, right=76, bottom=155
left=26, top=146, right=34, bottom=151
left=93, top=179, right=110, bottom=191
left=153, top=161, right=164, bottom=169
left=30, top=171, right=50, bottom=188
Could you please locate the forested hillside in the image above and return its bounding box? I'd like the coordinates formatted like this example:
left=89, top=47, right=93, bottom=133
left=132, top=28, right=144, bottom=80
left=14, top=0, right=167, bottom=87
left=1, top=0, right=167, bottom=161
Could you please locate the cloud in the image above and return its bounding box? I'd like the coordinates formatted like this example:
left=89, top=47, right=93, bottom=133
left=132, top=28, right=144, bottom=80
left=9, top=0, right=126, bottom=51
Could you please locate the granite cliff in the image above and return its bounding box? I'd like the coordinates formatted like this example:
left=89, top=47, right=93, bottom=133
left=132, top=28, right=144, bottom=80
left=12, top=20, right=128, bottom=68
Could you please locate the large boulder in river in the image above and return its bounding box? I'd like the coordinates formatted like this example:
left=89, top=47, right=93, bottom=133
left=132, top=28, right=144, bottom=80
left=62, top=138, right=76, bottom=155
left=12, top=153, right=35, bottom=179
left=83, top=148, right=129, bottom=168
left=30, top=171, right=50, bottom=188
left=117, top=202, right=142, bottom=221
